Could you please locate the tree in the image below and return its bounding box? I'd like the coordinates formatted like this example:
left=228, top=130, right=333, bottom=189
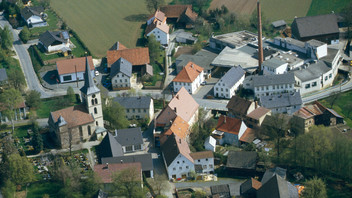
left=326, top=91, right=340, bottom=108
left=7, top=67, right=26, bottom=91
left=113, top=167, right=144, bottom=198
left=149, top=174, right=167, bottom=196
left=39, top=0, right=50, bottom=9
left=31, top=121, right=43, bottom=153
left=25, top=90, right=41, bottom=110
left=346, top=103, right=352, bottom=117
left=302, top=177, right=327, bottom=198
left=8, top=153, right=34, bottom=187
left=0, top=88, right=24, bottom=133
left=0, top=25, right=14, bottom=50
left=103, top=99, right=129, bottom=130
left=66, top=86, right=76, bottom=104
left=1, top=180, right=16, bottom=198
left=81, top=171, right=101, bottom=197
left=19, top=26, right=30, bottom=43
left=147, top=34, right=162, bottom=63
left=145, top=0, right=164, bottom=13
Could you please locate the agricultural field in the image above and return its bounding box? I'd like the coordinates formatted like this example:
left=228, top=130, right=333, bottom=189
left=307, top=0, right=351, bottom=16
left=208, top=0, right=257, bottom=16
left=50, top=0, right=149, bottom=57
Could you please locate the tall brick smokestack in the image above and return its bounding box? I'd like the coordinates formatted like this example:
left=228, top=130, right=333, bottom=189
left=257, top=0, right=264, bottom=73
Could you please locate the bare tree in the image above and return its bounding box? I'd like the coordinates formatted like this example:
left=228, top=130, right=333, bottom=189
left=149, top=174, right=167, bottom=196
left=326, top=91, right=340, bottom=108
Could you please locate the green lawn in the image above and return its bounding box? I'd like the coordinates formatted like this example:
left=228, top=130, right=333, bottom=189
left=36, top=96, right=79, bottom=118
left=29, top=9, right=60, bottom=37
left=50, top=0, right=149, bottom=57
left=261, top=0, right=312, bottom=23
left=307, top=0, right=351, bottom=16
left=319, top=90, right=352, bottom=127
left=26, top=182, right=61, bottom=198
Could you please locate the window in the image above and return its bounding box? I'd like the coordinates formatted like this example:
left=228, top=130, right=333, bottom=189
left=95, top=98, right=98, bottom=104
left=329, top=74, right=332, bottom=78
left=94, top=107, right=97, bottom=114
left=173, top=168, right=176, bottom=171
left=183, top=161, right=185, bottom=163
left=203, top=165, right=207, bottom=169
left=220, top=88, right=223, bottom=91
left=266, top=86, right=268, bottom=90
left=96, top=121, right=98, bottom=126
left=198, top=160, right=200, bottom=162
left=226, top=89, right=228, bottom=92
left=63, top=75, right=72, bottom=81
left=120, top=79, right=122, bottom=83
left=125, top=79, right=128, bottom=82
left=88, top=126, right=91, bottom=136
left=216, top=88, right=218, bottom=91
left=305, top=84, right=310, bottom=89
left=179, top=167, right=182, bottom=170
left=206, top=158, right=208, bottom=161
left=127, top=109, right=130, bottom=113
left=325, top=76, right=328, bottom=81
left=125, top=146, right=133, bottom=152
left=138, top=109, right=141, bottom=113
left=312, top=82, right=317, bottom=87
left=261, top=86, right=264, bottom=91
left=177, top=161, right=180, bottom=164
left=117, top=74, right=119, bottom=77
left=144, top=109, right=146, bottom=113
left=134, top=144, right=141, bottom=150
left=209, top=165, right=213, bottom=168
left=186, top=166, right=189, bottom=169
left=115, top=80, right=117, bottom=83
left=273, top=85, right=275, bottom=90
left=91, top=99, right=95, bottom=105
left=133, top=109, right=135, bottom=113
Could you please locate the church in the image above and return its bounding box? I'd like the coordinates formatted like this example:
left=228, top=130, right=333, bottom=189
left=48, top=57, right=106, bottom=148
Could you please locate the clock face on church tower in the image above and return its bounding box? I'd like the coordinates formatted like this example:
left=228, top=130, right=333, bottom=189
left=92, top=94, right=96, bottom=98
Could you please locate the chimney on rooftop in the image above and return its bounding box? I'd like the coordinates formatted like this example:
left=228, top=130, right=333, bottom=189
left=179, top=139, right=181, bottom=144
left=106, top=163, right=109, bottom=169
left=257, top=0, right=264, bottom=73
left=120, top=160, right=123, bottom=164
left=174, top=107, right=177, bottom=113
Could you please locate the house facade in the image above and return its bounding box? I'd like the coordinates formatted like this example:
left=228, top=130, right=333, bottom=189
left=190, top=151, right=214, bottom=174
left=114, top=128, right=144, bottom=153
left=20, top=6, right=47, bottom=27
left=113, top=96, right=154, bottom=120
left=146, top=10, right=169, bottom=45
left=0, top=101, right=27, bottom=123
left=39, top=30, right=70, bottom=53
left=173, top=61, right=204, bottom=94
left=110, top=58, right=132, bottom=90
left=56, top=56, right=95, bottom=83
left=214, top=66, right=245, bottom=99
left=212, top=115, right=248, bottom=146
left=262, top=58, right=288, bottom=75
left=259, top=92, right=302, bottom=114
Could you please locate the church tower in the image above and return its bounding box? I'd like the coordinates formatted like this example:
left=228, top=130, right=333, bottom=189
left=80, top=56, right=104, bottom=127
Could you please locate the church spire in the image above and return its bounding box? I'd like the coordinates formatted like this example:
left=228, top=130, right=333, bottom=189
left=80, top=56, right=100, bottom=95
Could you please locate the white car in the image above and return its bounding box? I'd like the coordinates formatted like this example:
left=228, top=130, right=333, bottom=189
left=95, top=71, right=99, bottom=76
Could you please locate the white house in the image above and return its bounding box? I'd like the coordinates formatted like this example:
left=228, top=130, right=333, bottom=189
left=172, top=61, right=204, bottom=94
left=39, top=30, right=71, bottom=53
left=244, top=73, right=295, bottom=98
left=190, top=151, right=214, bottom=174
left=145, top=10, right=169, bottom=45
left=262, top=58, right=288, bottom=75
left=214, top=66, right=245, bottom=99
left=113, top=96, right=154, bottom=120
left=212, top=115, right=248, bottom=146
left=204, top=136, right=216, bottom=152
left=161, top=134, right=195, bottom=180
left=56, top=56, right=95, bottom=83
left=20, top=6, right=47, bottom=28
left=110, top=58, right=132, bottom=90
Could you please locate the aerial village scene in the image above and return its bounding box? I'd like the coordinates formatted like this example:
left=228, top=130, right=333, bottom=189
left=0, top=0, right=352, bottom=197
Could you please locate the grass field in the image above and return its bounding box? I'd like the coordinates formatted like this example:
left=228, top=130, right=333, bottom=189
left=307, top=0, right=351, bottom=16
left=50, top=0, right=149, bottom=57
left=209, top=0, right=257, bottom=16
left=36, top=96, right=79, bottom=118
left=261, top=0, right=312, bottom=24
left=26, top=182, right=61, bottom=198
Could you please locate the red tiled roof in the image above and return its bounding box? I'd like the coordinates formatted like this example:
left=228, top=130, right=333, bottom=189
left=216, top=115, right=242, bottom=135
left=160, top=5, right=192, bottom=18
left=172, top=61, right=203, bottom=83
left=148, top=10, right=167, bottom=23
left=190, top=151, right=213, bottom=160
left=107, top=48, right=150, bottom=67
left=167, top=87, right=199, bottom=122
left=94, top=162, right=141, bottom=183
left=239, top=128, right=256, bottom=143
left=164, top=116, right=189, bottom=140
left=294, top=107, right=315, bottom=119
left=251, top=178, right=262, bottom=190
left=56, top=56, right=94, bottom=75
left=145, top=19, right=170, bottom=35
left=50, top=104, right=94, bottom=128
left=177, top=7, right=197, bottom=23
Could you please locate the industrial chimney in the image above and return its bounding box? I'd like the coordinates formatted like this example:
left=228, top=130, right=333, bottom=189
left=257, top=0, right=264, bottom=73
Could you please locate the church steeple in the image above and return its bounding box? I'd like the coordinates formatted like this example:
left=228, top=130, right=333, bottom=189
left=80, top=56, right=99, bottom=95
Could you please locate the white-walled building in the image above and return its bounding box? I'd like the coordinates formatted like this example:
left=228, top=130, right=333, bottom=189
left=113, top=96, right=154, bottom=120
left=145, top=10, right=169, bottom=45
left=204, top=136, right=216, bottom=152
left=214, top=66, right=245, bottom=99
left=110, top=57, right=132, bottom=90
left=190, top=151, right=214, bottom=174
left=172, top=61, right=204, bottom=94
left=39, top=30, right=71, bottom=53
left=20, top=6, right=47, bottom=28
left=56, top=56, right=95, bottom=83
left=260, top=92, right=302, bottom=114
left=262, top=58, right=288, bottom=75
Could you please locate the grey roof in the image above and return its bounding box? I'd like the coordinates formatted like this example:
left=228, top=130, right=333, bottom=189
left=274, top=37, right=305, bottom=48
left=80, top=56, right=100, bottom=95
left=114, top=127, right=143, bottom=146
left=321, top=48, right=339, bottom=66
left=216, top=66, right=245, bottom=88
left=272, top=20, right=286, bottom=28
left=39, top=31, right=68, bottom=48
left=262, top=58, right=286, bottom=69
left=211, top=46, right=258, bottom=70
left=253, top=73, right=295, bottom=87
left=101, top=153, right=153, bottom=171
left=20, top=6, right=44, bottom=20
left=113, top=96, right=152, bottom=109
left=110, top=57, right=132, bottom=78
left=174, top=29, right=197, bottom=42
left=226, top=151, right=257, bottom=169
left=0, top=68, right=8, bottom=82
left=292, top=14, right=339, bottom=38
left=161, top=134, right=180, bottom=166
left=211, top=184, right=230, bottom=195
left=257, top=175, right=298, bottom=198
left=98, top=132, right=124, bottom=159
left=109, top=41, right=123, bottom=51
left=293, top=61, right=331, bottom=82
left=176, top=48, right=217, bottom=71
left=306, top=39, right=325, bottom=47
left=210, top=31, right=258, bottom=49
left=261, top=167, right=287, bottom=184
left=260, top=92, right=302, bottom=109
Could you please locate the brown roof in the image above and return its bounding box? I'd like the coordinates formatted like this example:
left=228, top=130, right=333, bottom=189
left=239, top=128, right=256, bottom=143
left=56, top=56, right=94, bottom=75
left=247, top=107, right=271, bottom=120
left=190, top=151, right=213, bottom=160
left=172, top=61, right=203, bottom=83
left=294, top=107, right=315, bottom=119
left=50, top=104, right=94, bottom=128
left=164, top=116, right=189, bottom=140
left=145, top=19, right=170, bottom=35
left=177, top=7, right=197, bottom=23
left=216, top=115, right=243, bottom=135
left=0, top=101, right=26, bottom=112
left=226, top=96, right=254, bottom=115
left=167, top=87, right=199, bottom=122
left=94, top=162, right=141, bottom=183
left=160, top=5, right=192, bottom=19
left=148, top=10, right=167, bottom=23
left=107, top=48, right=150, bottom=67
left=251, top=178, right=262, bottom=190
